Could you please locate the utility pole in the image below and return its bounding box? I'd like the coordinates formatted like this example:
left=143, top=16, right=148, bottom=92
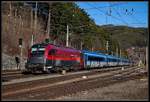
left=15, top=9, right=17, bottom=18
left=9, top=2, right=12, bottom=17
left=111, top=51, right=113, bottom=55
left=31, top=35, right=34, bottom=46
left=106, top=14, right=107, bottom=25
left=119, top=49, right=122, bottom=65
left=81, top=41, right=83, bottom=50
left=106, top=41, right=109, bottom=54
left=20, top=44, right=23, bottom=70
left=20, top=14, right=24, bottom=70
left=34, top=2, right=38, bottom=43
left=120, top=49, right=122, bottom=57
left=9, top=1, right=12, bottom=43
left=31, top=6, right=33, bottom=46
left=18, top=15, right=23, bottom=70
left=66, top=24, right=69, bottom=47
left=116, top=47, right=118, bottom=57
left=47, top=6, right=51, bottom=39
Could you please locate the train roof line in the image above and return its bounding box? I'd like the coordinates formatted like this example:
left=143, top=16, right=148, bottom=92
left=82, top=50, right=129, bottom=60
left=34, top=43, right=76, bottom=49
left=32, top=43, right=129, bottom=60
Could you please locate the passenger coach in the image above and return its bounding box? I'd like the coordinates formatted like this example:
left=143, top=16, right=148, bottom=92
left=81, top=50, right=107, bottom=68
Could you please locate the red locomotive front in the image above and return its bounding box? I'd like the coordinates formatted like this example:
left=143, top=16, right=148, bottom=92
left=25, top=43, right=83, bottom=73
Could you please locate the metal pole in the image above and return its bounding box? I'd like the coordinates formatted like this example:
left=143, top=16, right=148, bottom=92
left=21, top=15, right=24, bottom=70
left=106, top=41, right=109, bottom=54
left=31, top=35, right=34, bottom=46
left=120, top=49, right=122, bottom=65
left=105, top=7, right=108, bottom=24
left=47, top=8, right=51, bottom=39
left=31, top=7, right=33, bottom=46
left=66, top=24, right=69, bottom=47
left=111, top=51, right=113, bottom=55
left=9, top=2, right=12, bottom=17
left=81, top=41, right=83, bottom=50
left=120, top=49, right=121, bottom=57
left=20, top=46, right=22, bottom=70
left=116, top=47, right=118, bottom=56
left=34, top=2, right=37, bottom=42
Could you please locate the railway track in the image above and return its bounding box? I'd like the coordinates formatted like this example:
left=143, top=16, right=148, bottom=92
left=2, top=73, right=50, bottom=82
left=2, top=66, right=126, bottom=82
left=2, top=66, right=147, bottom=101
left=2, top=66, right=124, bottom=86
left=2, top=70, right=21, bottom=74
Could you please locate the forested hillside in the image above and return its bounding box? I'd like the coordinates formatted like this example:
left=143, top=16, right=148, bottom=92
left=2, top=2, right=148, bottom=58
left=101, top=24, right=148, bottom=49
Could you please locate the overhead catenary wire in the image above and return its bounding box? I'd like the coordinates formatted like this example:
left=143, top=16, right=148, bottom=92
left=48, top=2, right=146, bottom=27
left=86, top=3, right=129, bottom=26
left=124, top=8, right=146, bottom=26
left=78, top=2, right=127, bottom=10
left=130, top=13, right=144, bottom=24
left=111, top=5, right=129, bottom=26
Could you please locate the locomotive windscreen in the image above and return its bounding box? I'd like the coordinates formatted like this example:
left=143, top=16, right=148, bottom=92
left=31, top=48, right=45, bottom=56
left=31, top=44, right=46, bottom=57
left=27, top=44, right=47, bottom=64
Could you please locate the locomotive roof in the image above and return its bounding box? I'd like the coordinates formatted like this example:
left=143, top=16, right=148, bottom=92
left=32, top=43, right=48, bottom=48
left=32, top=43, right=80, bottom=52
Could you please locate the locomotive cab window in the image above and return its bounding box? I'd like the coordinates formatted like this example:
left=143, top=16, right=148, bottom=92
left=31, top=47, right=45, bottom=57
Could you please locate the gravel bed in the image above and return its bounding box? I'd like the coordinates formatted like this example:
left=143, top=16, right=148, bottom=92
left=56, top=75, right=148, bottom=101
left=2, top=68, right=119, bottom=93
left=2, top=67, right=134, bottom=93
left=2, top=68, right=147, bottom=101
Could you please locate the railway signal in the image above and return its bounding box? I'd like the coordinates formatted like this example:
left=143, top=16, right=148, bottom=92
left=19, top=38, right=22, bottom=47
left=66, top=24, right=69, bottom=47
left=18, top=38, right=23, bottom=70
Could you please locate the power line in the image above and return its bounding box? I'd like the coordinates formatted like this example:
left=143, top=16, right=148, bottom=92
left=86, top=3, right=128, bottom=25
left=112, top=6, right=129, bottom=26
left=131, top=14, right=144, bottom=24
left=82, top=2, right=127, bottom=10
left=124, top=8, right=146, bottom=26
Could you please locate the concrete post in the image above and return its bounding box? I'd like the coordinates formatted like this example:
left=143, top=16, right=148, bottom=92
left=66, top=25, right=69, bottom=47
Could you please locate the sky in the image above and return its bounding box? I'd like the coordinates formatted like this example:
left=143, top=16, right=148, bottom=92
left=75, top=1, right=148, bottom=28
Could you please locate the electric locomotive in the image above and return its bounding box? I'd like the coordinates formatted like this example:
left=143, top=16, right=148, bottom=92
left=25, top=43, right=83, bottom=73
